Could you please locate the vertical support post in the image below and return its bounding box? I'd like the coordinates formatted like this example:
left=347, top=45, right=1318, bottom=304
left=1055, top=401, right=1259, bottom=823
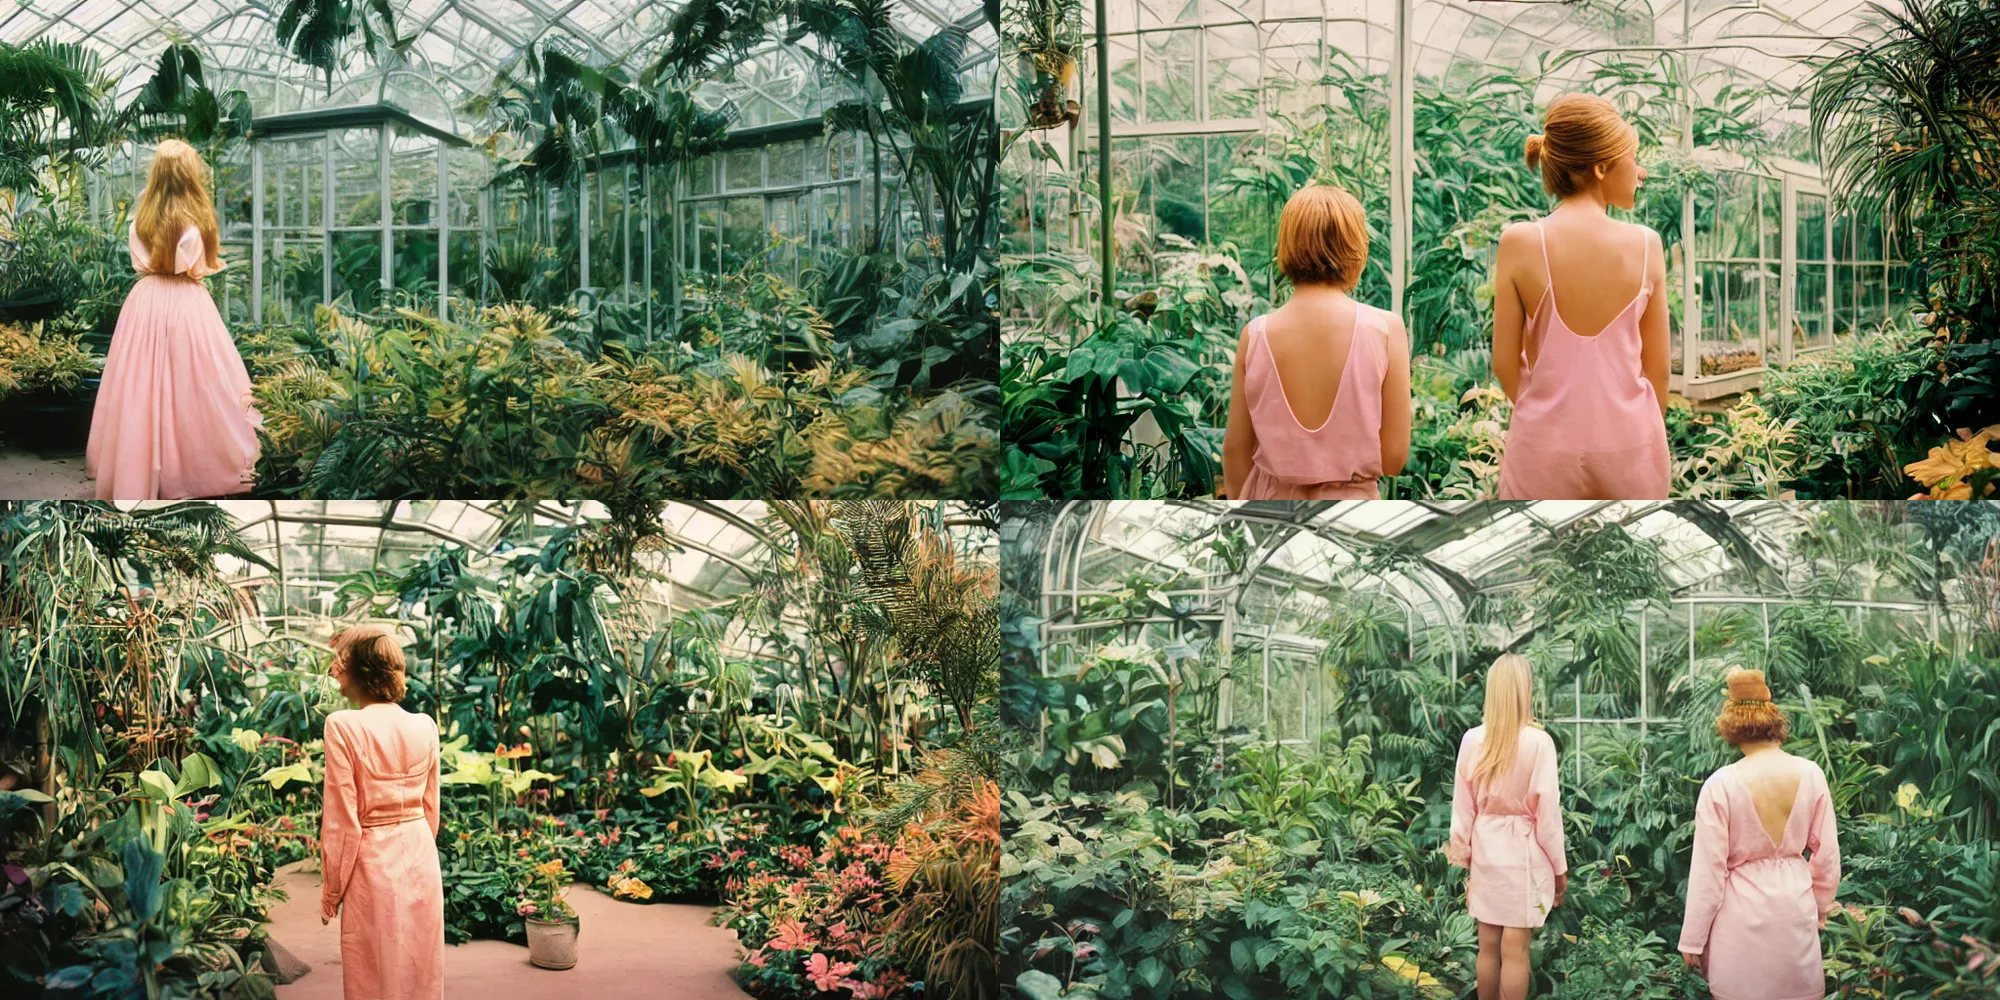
left=1638, top=606, right=1648, bottom=782
left=437, top=140, right=449, bottom=322
left=1262, top=637, right=1271, bottom=737
left=1094, top=0, right=1112, bottom=309
left=251, top=143, right=264, bottom=323
left=579, top=174, right=591, bottom=290
left=1688, top=600, right=1697, bottom=687
left=1779, top=175, right=1796, bottom=366
left=379, top=127, right=392, bottom=300
left=324, top=135, right=335, bottom=307
left=1390, top=0, right=1413, bottom=316
left=644, top=167, right=655, bottom=341
left=1573, top=676, right=1582, bottom=784
left=1761, top=600, right=1771, bottom=654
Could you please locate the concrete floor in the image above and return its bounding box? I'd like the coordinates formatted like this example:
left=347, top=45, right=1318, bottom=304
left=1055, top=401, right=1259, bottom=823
left=262, top=861, right=753, bottom=1000
left=0, top=446, right=91, bottom=499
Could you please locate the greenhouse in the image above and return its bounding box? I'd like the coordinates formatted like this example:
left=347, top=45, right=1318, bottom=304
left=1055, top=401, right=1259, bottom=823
left=0, top=0, right=999, bottom=499
left=998, top=0, right=2000, bottom=501
left=999, top=499, right=2000, bottom=998
left=0, top=499, right=1002, bottom=1000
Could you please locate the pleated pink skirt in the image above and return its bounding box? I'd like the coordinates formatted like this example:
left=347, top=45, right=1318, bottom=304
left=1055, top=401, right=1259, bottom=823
left=1237, top=468, right=1381, bottom=500
left=340, top=817, right=445, bottom=1000
left=86, top=274, right=260, bottom=499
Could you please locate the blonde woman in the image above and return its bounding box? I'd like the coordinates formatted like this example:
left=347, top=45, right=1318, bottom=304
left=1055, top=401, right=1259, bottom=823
left=1448, top=654, right=1567, bottom=1000
left=1491, top=93, right=1670, bottom=499
left=1222, top=184, right=1413, bottom=499
left=1678, top=669, right=1841, bottom=1000
left=319, top=627, right=444, bottom=1000
left=87, top=139, right=261, bottom=500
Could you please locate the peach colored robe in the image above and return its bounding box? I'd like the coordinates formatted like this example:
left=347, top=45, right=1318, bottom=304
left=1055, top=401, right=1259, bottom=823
left=320, top=704, right=444, bottom=1000
left=1236, top=304, right=1391, bottom=500
left=86, top=223, right=261, bottom=500
left=1447, top=724, right=1567, bottom=928
left=1678, top=756, right=1841, bottom=1000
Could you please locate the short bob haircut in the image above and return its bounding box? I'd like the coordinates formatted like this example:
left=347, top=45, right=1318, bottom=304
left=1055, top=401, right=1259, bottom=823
left=331, top=626, right=407, bottom=703
left=1276, top=184, right=1369, bottom=290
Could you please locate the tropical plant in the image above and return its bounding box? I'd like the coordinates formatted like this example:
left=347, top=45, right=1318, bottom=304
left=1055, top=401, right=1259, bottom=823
left=273, top=0, right=404, bottom=93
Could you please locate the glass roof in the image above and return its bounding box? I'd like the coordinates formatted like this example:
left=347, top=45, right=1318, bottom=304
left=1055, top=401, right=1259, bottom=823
left=3, top=0, right=995, bottom=133
left=1053, top=500, right=1833, bottom=630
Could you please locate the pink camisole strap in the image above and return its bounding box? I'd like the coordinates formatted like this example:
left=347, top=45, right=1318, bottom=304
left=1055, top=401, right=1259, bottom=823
left=1239, top=301, right=1388, bottom=497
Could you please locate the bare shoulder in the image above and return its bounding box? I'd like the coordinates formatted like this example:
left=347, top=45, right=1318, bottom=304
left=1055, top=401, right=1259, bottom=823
left=1498, top=221, right=1543, bottom=254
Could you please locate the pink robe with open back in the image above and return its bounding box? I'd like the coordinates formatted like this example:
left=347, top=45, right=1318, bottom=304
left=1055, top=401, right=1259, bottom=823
left=1447, top=724, right=1567, bottom=928
left=1678, top=755, right=1841, bottom=1000
left=320, top=704, right=444, bottom=1000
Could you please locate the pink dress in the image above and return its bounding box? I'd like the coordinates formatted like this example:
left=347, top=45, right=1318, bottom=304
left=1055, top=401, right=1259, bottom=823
left=1447, top=724, right=1567, bottom=928
left=1678, top=756, right=1841, bottom=1000
left=1237, top=302, right=1390, bottom=499
left=86, top=223, right=261, bottom=500
left=320, top=704, right=445, bottom=1000
left=1496, top=221, right=1669, bottom=499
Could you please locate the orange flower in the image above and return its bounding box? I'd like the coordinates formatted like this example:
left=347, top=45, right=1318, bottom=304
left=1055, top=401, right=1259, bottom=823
left=1905, top=425, right=1999, bottom=498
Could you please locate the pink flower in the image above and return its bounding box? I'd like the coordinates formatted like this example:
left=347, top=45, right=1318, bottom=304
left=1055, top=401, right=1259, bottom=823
left=768, top=920, right=814, bottom=952
left=844, top=981, right=892, bottom=999
left=516, top=902, right=538, bottom=916
left=803, top=954, right=855, bottom=992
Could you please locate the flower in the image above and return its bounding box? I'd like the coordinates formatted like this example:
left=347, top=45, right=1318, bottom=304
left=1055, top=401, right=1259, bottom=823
left=803, top=954, right=856, bottom=992
left=768, top=920, right=815, bottom=952
left=610, top=876, right=653, bottom=900
left=516, top=901, right=538, bottom=916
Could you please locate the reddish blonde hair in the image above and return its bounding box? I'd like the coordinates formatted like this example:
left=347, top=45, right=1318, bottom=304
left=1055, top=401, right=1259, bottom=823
left=1715, top=668, right=1789, bottom=746
left=135, top=139, right=221, bottom=276
left=331, top=626, right=407, bottom=703
left=1524, top=93, right=1639, bottom=197
left=1276, top=184, right=1369, bottom=290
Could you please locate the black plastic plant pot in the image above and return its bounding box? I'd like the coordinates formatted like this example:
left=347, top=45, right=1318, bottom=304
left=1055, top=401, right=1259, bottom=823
left=0, top=292, right=64, bottom=323
left=5, top=379, right=98, bottom=457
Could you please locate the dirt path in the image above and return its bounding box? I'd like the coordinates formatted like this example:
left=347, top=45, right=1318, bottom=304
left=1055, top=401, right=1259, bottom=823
left=262, top=861, right=753, bottom=1000
left=0, top=447, right=91, bottom=498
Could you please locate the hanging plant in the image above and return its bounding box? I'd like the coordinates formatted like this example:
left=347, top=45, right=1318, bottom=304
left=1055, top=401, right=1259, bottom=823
left=272, top=0, right=403, bottom=94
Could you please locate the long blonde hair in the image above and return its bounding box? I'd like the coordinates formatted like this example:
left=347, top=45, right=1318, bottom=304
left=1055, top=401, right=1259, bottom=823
left=1471, top=654, right=1535, bottom=787
left=135, top=139, right=220, bottom=276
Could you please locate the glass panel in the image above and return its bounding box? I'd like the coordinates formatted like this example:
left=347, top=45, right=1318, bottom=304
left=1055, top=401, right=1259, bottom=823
left=1760, top=175, right=1781, bottom=260
left=390, top=231, right=438, bottom=311
left=721, top=197, right=763, bottom=271
left=263, top=232, right=324, bottom=327
left=390, top=131, right=438, bottom=226
left=726, top=148, right=762, bottom=192
left=333, top=128, right=380, bottom=228
left=1206, top=24, right=1258, bottom=118
left=331, top=231, right=382, bottom=311
left=768, top=142, right=804, bottom=188
left=448, top=231, right=483, bottom=306
left=1142, top=29, right=1198, bottom=123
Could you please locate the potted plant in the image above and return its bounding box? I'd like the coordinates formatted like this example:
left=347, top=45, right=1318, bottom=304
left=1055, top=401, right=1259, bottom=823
left=0, top=321, right=102, bottom=455
left=518, top=859, right=578, bottom=970
left=1009, top=0, right=1082, bottom=130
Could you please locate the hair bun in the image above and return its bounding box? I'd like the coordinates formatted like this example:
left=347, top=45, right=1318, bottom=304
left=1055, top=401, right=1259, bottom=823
left=1725, top=667, right=1771, bottom=703
left=1524, top=134, right=1544, bottom=169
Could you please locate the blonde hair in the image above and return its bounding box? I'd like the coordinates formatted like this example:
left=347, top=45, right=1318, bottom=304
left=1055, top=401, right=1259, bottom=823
left=135, top=139, right=221, bottom=276
left=1276, top=184, right=1369, bottom=290
left=1471, top=654, right=1535, bottom=787
left=1524, top=93, right=1639, bottom=198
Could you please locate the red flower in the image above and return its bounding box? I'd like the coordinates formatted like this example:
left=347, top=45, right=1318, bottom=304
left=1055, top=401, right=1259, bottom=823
left=803, top=954, right=855, bottom=992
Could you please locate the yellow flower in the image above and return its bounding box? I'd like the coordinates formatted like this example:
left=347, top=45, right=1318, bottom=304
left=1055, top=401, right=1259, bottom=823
left=1338, top=889, right=1384, bottom=908
left=611, top=876, right=653, bottom=900
left=1904, top=425, right=2000, bottom=498
left=1896, top=783, right=1920, bottom=810
left=534, top=860, right=569, bottom=880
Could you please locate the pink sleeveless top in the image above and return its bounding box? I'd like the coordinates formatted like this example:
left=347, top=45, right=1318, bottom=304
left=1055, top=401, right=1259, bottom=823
left=1239, top=302, right=1388, bottom=500
left=1496, top=221, right=1669, bottom=499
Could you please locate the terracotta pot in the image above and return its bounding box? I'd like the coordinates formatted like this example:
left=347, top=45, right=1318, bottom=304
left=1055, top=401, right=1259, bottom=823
left=524, top=917, right=579, bottom=970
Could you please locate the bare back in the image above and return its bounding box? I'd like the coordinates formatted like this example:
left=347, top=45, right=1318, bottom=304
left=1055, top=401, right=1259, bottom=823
left=1260, top=294, right=1361, bottom=429
left=1729, top=750, right=1805, bottom=848
left=1504, top=213, right=1652, bottom=365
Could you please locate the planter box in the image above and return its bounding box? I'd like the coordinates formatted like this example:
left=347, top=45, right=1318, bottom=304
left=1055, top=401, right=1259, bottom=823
left=0, top=293, right=64, bottom=324
left=3, top=379, right=98, bottom=456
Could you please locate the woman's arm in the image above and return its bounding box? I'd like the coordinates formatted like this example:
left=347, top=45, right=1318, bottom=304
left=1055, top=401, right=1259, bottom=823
left=1446, top=732, right=1477, bottom=868
left=1678, top=777, right=1730, bottom=964
left=1532, top=733, right=1567, bottom=880
left=1379, top=313, right=1413, bottom=476
left=1639, top=228, right=1669, bottom=414
left=319, top=717, right=360, bottom=922
left=1491, top=226, right=1529, bottom=402
left=1806, top=768, right=1841, bottom=925
left=1221, top=322, right=1257, bottom=498
left=424, top=721, right=442, bottom=840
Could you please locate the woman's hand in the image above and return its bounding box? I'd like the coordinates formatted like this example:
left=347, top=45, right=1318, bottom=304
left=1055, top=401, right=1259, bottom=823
left=322, top=901, right=338, bottom=925
left=1553, top=872, right=1567, bottom=907
left=1681, top=951, right=1704, bottom=975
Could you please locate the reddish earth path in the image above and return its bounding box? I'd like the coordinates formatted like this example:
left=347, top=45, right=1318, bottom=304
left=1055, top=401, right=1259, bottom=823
left=262, top=861, right=753, bottom=1000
